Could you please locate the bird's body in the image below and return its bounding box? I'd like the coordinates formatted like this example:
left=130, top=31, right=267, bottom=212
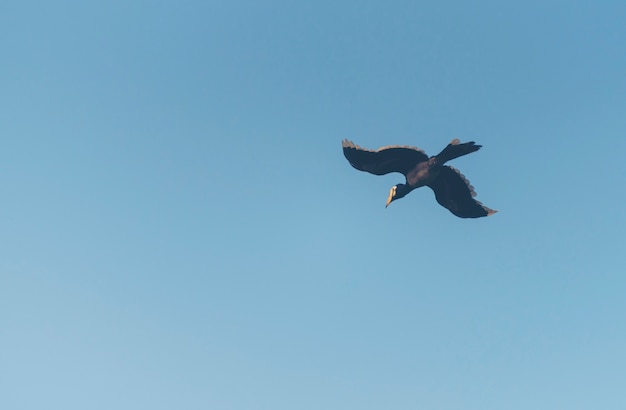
left=342, top=139, right=496, bottom=218
left=406, top=158, right=439, bottom=187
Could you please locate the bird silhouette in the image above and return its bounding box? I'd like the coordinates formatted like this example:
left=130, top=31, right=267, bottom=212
left=342, top=139, right=497, bottom=218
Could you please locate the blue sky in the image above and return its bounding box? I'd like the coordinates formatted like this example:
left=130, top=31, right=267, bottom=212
left=2, top=1, right=626, bottom=409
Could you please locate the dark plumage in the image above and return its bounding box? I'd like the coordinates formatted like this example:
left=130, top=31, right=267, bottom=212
left=342, top=139, right=497, bottom=218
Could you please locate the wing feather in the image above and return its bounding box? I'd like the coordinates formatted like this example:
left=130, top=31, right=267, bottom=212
left=342, top=139, right=429, bottom=176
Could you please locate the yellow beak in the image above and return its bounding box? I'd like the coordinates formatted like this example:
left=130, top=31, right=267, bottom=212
left=385, top=187, right=395, bottom=208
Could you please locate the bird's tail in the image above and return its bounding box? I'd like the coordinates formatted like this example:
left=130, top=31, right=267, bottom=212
left=435, top=139, right=481, bottom=164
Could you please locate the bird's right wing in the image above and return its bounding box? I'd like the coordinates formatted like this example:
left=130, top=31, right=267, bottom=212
left=342, top=139, right=429, bottom=176
left=427, top=166, right=497, bottom=218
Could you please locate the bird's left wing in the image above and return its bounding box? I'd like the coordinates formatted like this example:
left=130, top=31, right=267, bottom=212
left=427, top=166, right=497, bottom=218
left=342, top=139, right=429, bottom=176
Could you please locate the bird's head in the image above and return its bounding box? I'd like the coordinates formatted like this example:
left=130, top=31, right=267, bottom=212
left=385, top=184, right=408, bottom=207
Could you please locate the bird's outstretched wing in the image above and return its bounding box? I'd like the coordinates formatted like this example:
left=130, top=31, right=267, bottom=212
left=427, top=166, right=497, bottom=218
left=342, top=139, right=429, bottom=176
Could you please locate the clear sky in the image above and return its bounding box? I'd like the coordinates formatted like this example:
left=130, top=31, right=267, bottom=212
left=2, top=1, right=626, bottom=409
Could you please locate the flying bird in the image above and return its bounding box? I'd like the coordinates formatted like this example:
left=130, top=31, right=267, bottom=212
left=342, top=139, right=497, bottom=218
